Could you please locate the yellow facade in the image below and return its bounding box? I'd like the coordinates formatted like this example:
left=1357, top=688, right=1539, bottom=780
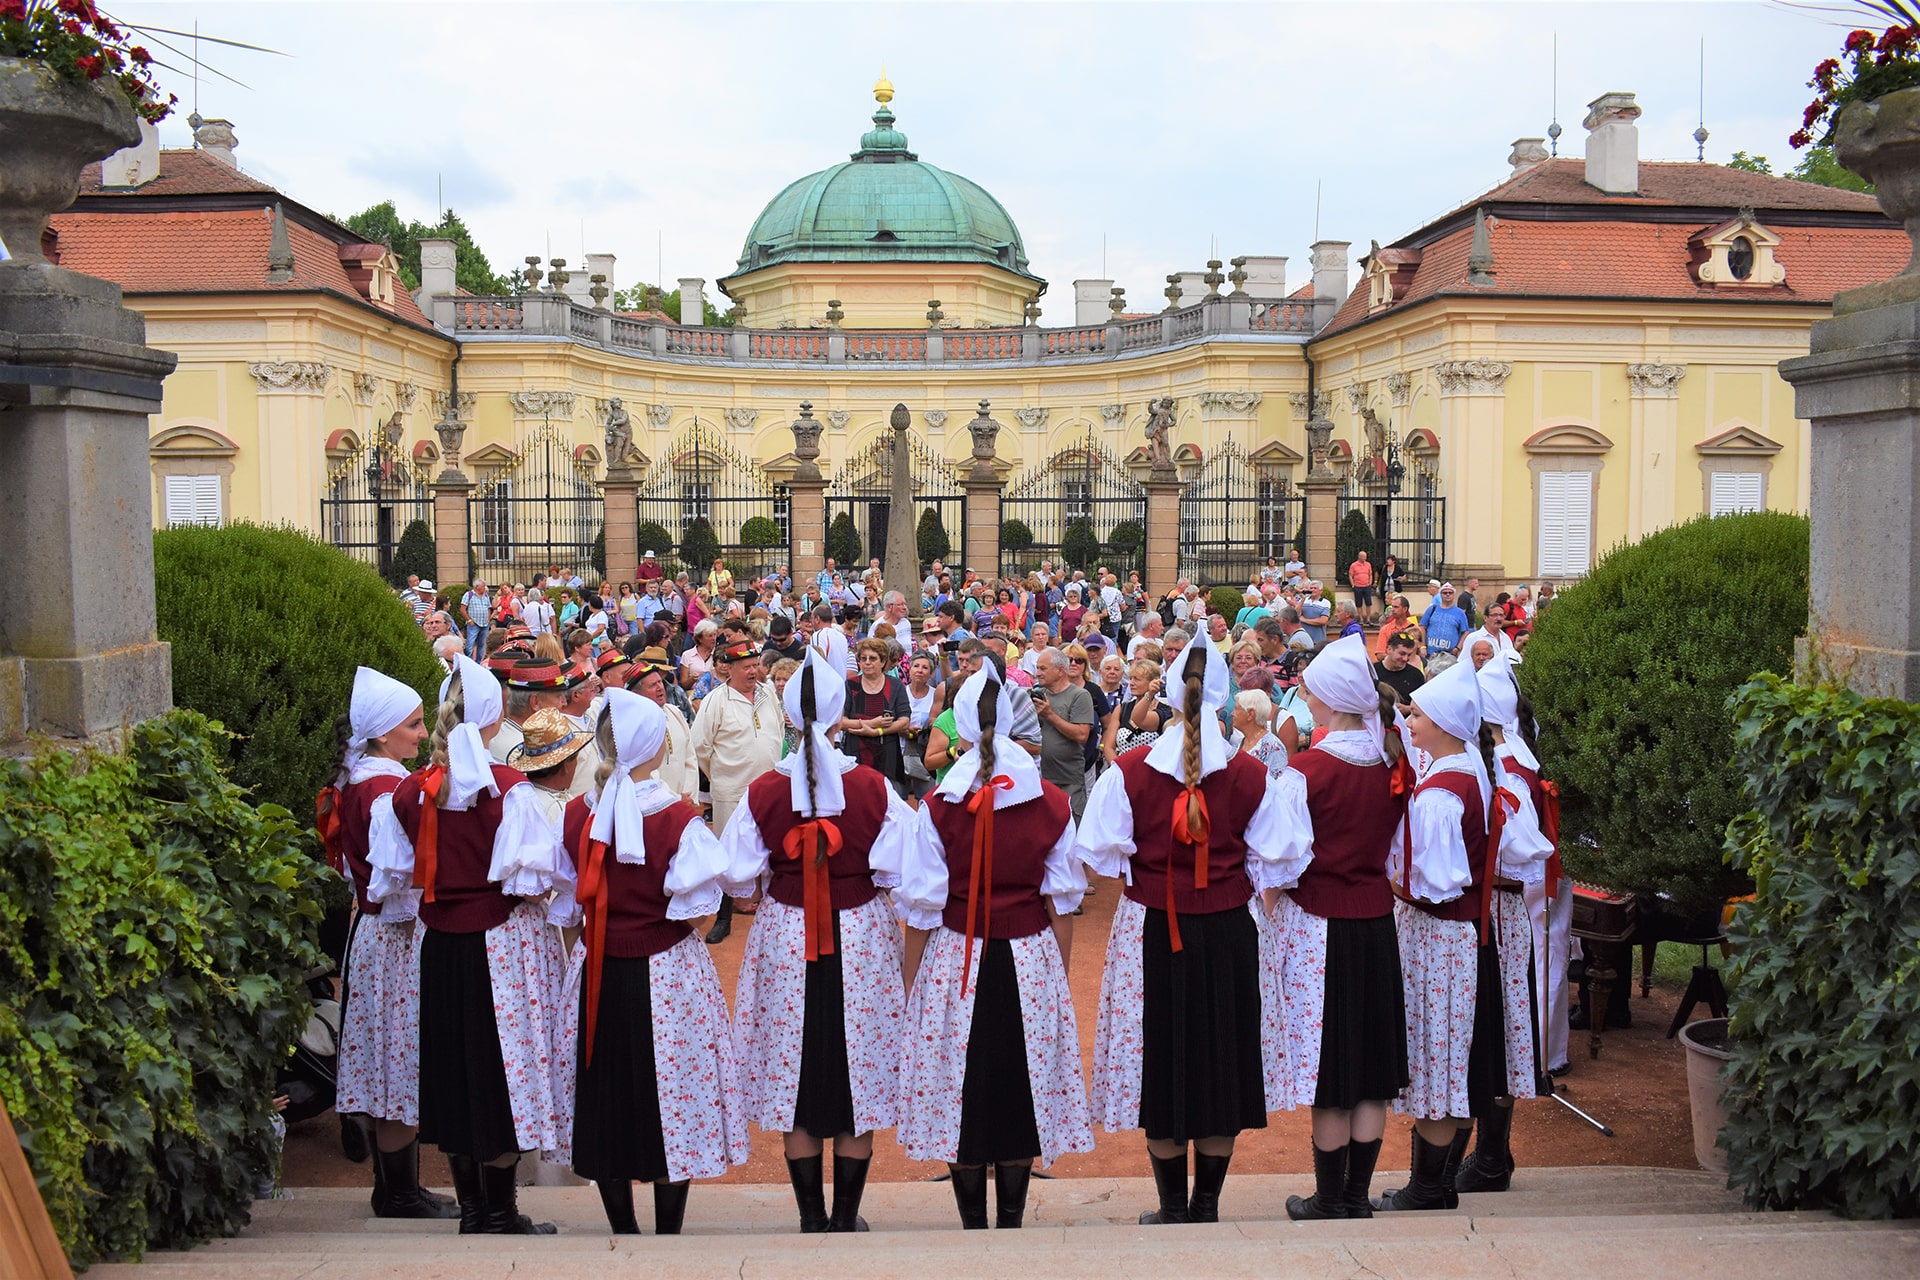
left=721, top=260, right=1038, bottom=330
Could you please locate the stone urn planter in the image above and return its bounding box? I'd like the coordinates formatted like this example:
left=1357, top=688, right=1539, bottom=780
left=0, top=56, right=140, bottom=264
left=1677, top=1016, right=1731, bottom=1174
left=1835, top=85, right=1920, bottom=278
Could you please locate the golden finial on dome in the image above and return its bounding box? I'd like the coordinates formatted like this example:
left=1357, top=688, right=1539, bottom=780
left=874, top=65, right=894, bottom=106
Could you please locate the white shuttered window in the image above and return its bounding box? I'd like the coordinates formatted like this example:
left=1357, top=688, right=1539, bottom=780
left=163, top=474, right=222, bottom=527
left=1708, top=471, right=1764, bottom=516
left=1537, top=470, right=1593, bottom=578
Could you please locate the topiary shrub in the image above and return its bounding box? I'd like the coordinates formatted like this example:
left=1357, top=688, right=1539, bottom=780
left=1720, top=675, right=1920, bottom=1219
left=1209, top=584, right=1247, bottom=621
left=739, top=515, right=782, bottom=548
left=1524, top=512, right=1809, bottom=909
left=388, top=518, right=437, bottom=587
left=1061, top=518, right=1101, bottom=573
left=637, top=519, right=676, bottom=561
left=0, top=710, right=325, bottom=1265
left=826, top=510, right=862, bottom=566
left=916, top=507, right=951, bottom=567
left=1335, top=508, right=1377, bottom=586
left=1001, top=518, right=1034, bottom=552
left=680, top=517, right=721, bottom=574
left=590, top=525, right=606, bottom=579
left=1106, top=518, right=1145, bottom=553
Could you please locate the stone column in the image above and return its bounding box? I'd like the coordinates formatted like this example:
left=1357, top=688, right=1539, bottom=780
left=429, top=408, right=472, bottom=591
left=1780, top=289, right=1920, bottom=697
left=962, top=401, right=1004, bottom=584
left=786, top=403, right=828, bottom=581
left=1299, top=414, right=1341, bottom=587
left=1627, top=363, right=1686, bottom=540
left=882, top=403, right=918, bottom=602
left=0, top=261, right=177, bottom=742
left=601, top=473, right=638, bottom=584
left=1433, top=358, right=1513, bottom=581
left=1144, top=479, right=1183, bottom=599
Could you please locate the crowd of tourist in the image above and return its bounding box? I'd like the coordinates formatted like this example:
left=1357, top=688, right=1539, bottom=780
left=329, top=547, right=1569, bottom=1236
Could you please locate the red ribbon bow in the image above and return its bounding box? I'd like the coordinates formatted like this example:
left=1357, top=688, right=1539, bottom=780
left=960, top=775, right=1015, bottom=996
left=574, top=822, right=612, bottom=1067
left=1163, top=785, right=1213, bottom=953
left=1539, top=779, right=1564, bottom=899
left=315, top=786, right=344, bottom=875
left=412, top=765, right=446, bottom=903
left=1388, top=755, right=1418, bottom=897
left=1482, top=786, right=1522, bottom=946
left=782, top=818, right=844, bottom=962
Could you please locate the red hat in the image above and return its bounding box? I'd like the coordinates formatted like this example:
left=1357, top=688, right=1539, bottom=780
left=595, top=649, right=633, bottom=681
left=719, top=639, right=760, bottom=664
left=484, top=652, right=520, bottom=682
left=506, top=657, right=579, bottom=691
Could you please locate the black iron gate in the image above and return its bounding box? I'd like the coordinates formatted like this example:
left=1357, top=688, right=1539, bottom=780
left=1178, top=437, right=1304, bottom=588
left=999, top=431, right=1147, bottom=581
left=824, top=431, right=966, bottom=580
left=468, top=417, right=604, bottom=581
left=1338, top=441, right=1446, bottom=583
left=321, top=433, right=434, bottom=581
left=635, top=421, right=786, bottom=581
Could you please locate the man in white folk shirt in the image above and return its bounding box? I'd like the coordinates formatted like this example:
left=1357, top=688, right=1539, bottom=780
left=491, top=656, right=574, bottom=766
left=690, top=638, right=783, bottom=944
left=631, top=649, right=698, bottom=807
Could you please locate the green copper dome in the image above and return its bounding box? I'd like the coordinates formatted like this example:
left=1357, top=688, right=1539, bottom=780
left=722, top=90, right=1039, bottom=285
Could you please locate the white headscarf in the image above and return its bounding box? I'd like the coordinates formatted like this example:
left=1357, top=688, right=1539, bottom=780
left=809, top=623, right=853, bottom=678
left=938, top=667, right=1042, bottom=808
left=784, top=649, right=847, bottom=817
left=1411, top=653, right=1490, bottom=826
left=439, top=654, right=503, bottom=810
left=1301, top=632, right=1386, bottom=763
left=1475, top=651, right=1540, bottom=775
left=342, top=666, right=421, bottom=786
left=1144, top=635, right=1233, bottom=780
left=589, top=687, right=669, bottom=865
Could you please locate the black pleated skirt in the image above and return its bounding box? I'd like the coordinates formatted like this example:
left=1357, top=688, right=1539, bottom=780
left=1314, top=913, right=1411, bottom=1110
left=417, top=927, right=520, bottom=1162
left=791, top=910, right=857, bottom=1139
left=1139, top=905, right=1268, bottom=1142
left=571, top=955, right=670, bottom=1183
left=955, top=938, right=1042, bottom=1166
left=1465, top=940, right=1509, bottom=1119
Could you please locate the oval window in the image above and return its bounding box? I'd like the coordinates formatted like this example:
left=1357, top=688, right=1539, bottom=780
left=1727, top=236, right=1755, bottom=281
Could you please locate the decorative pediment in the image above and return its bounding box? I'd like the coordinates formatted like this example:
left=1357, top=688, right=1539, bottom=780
left=411, top=439, right=440, bottom=464
left=323, top=428, right=361, bottom=457
left=151, top=424, right=239, bottom=458
left=1696, top=424, right=1783, bottom=456
left=1364, top=242, right=1422, bottom=312
left=1248, top=439, right=1303, bottom=469
left=573, top=443, right=604, bottom=467
left=464, top=441, right=520, bottom=469
left=1524, top=423, right=1614, bottom=454
left=761, top=450, right=800, bottom=482
left=1326, top=438, right=1355, bottom=468
left=1403, top=427, right=1441, bottom=456
left=1689, top=210, right=1786, bottom=287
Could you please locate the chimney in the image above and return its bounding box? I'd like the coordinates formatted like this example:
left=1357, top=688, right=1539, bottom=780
left=419, top=238, right=458, bottom=298
left=1309, top=240, right=1351, bottom=330
left=1508, top=137, right=1550, bottom=178
left=1072, top=278, right=1113, bottom=325
left=101, top=118, right=160, bottom=188
left=192, top=115, right=238, bottom=168
left=1175, top=270, right=1208, bottom=304
left=1236, top=255, right=1288, bottom=298
left=678, top=277, right=705, bottom=326
left=1582, top=92, right=1641, bottom=195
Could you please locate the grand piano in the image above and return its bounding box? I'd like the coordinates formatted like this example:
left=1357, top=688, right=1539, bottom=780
left=1570, top=882, right=1729, bottom=1057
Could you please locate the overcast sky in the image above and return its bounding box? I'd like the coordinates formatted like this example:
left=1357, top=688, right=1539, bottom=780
left=117, top=0, right=1850, bottom=308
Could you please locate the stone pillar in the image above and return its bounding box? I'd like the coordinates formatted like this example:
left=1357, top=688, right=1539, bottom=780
left=1433, top=359, right=1513, bottom=581
left=962, top=401, right=1004, bottom=584
left=0, top=262, right=176, bottom=742
left=882, top=403, right=918, bottom=602
left=430, top=408, right=471, bottom=591
left=1144, top=479, right=1183, bottom=600
left=786, top=403, right=828, bottom=581
left=1627, top=363, right=1686, bottom=540
left=601, top=474, right=638, bottom=584
left=1300, top=414, right=1341, bottom=588
left=1780, top=287, right=1920, bottom=697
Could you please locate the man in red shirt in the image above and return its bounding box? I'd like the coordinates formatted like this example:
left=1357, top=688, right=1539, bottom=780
left=1348, top=551, right=1377, bottom=625
left=636, top=549, right=665, bottom=585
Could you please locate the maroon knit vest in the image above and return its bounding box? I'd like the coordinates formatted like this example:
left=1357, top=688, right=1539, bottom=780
left=924, top=782, right=1073, bottom=940
left=1410, top=769, right=1487, bottom=924
left=394, top=763, right=526, bottom=935
left=561, top=794, right=700, bottom=956
left=1287, top=748, right=1401, bottom=920
left=338, top=774, right=401, bottom=916
left=1115, top=745, right=1265, bottom=916
left=746, top=763, right=890, bottom=912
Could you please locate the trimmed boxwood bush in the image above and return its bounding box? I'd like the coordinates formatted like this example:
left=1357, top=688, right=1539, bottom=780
left=590, top=525, right=606, bottom=579
left=1722, top=675, right=1920, bottom=1218
left=1524, top=512, right=1808, bottom=909
left=1335, top=508, right=1377, bottom=587
left=0, top=711, right=325, bottom=1264
left=826, top=511, right=862, bottom=567
left=1209, top=584, right=1247, bottom=620
left=1061, top=518, right=1100, bottom=573
left=1000, top=518, right=1034, bottom=552
left=1106, top=518, right=1145, bottom=553
left=388, top=518, right=437, bottom=587
left=680, top=517, right=721, bottom=575
left=916, top=507, right=951, bottom=567
left=636, top=519, right=676, bottom=562
left=739, top=515, right=782, bottom=549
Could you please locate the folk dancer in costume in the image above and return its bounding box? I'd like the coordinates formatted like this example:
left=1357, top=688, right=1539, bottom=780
left=1374, top=657, right=1519, bottom=1211
left=633, top=646, right=699, bottom=806
left=367, top=655, right=570, bottom=1235
left=691, top=638, right=784, bottom=945
left=317, top=668, right=458, bottom=1220
left=491, top=656, right=579, bottom=766
left=896, top=668, right=1095, bottom=1230
left=507, top=707, right=595, bottom=832
left=1258, top=634, right=1411, bottom=1220
left=1454, top=652, right=1555, bottom=1194
left=721, top=650, right=913, bottom=1233
left=1076, top=639, right=1298, bottom=1225
left=552, top=688, right=749, bottom=1236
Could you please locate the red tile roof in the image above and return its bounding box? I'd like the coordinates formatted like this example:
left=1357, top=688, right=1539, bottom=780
left=77, top=148, right=280, bottom=198
left=48, top=207, right=439, bottom=331
left=1482, top=158, right=1881, bottom=213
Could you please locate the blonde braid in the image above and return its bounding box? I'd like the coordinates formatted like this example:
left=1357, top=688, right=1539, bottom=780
left=429, top=669, right=465, bottom=769
left=591, top=705, right=617, bottom=797
left=1180, top=648, right=1206, bottom=842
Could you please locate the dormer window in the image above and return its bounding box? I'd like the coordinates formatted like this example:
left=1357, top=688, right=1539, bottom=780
left=1691, top=213, right=1784, bottom=287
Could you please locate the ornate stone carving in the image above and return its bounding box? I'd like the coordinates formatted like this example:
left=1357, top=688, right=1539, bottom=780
left=431, top=389, right=476, bottom=419
left=1144, top=396, right=1177, bottom=478
left=433, top=406, right=467, bottom=475
left=1304, top=417, right=1336, bottom=482
left=603, top=398, right=634, bottom=473
left=1627, top=362, right=1687, bottom=397
left=1384, top=371, right=1412, bottom=406
left=724, top=406, right=759, bottom=432
left=247, top=360, right=332, bottom=393
left=508, top=389, right=576, bottom=418
left=1197, top=390, right=1262, bottom=412
left=1346, top=382, right=1370, bottom=412
left=825, top=408, right=852, bottom=431
left=394, top=380, right=419, bottom=411
left=789, top=402, right=824, bottom=482
left=1100, top=403, right=1127, bottom=426
left=966, top=401, right=1002, bottom=482
left=646, top=403, right=674, bottom=429
left=923, top=408, right=949, bottom=430
left=1288, top=391, right=1312, bottom=419
left=1432, top=359, right=1514, bottom=396
left=1014, top=406, right=1048, bottom=430
left=351, top=371, right=380, bottom=405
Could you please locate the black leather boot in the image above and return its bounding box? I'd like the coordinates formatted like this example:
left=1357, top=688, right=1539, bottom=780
left=1138, top=1149, right=1190, bottom=1224
left=372, top=1140, right=461, bottom=1219
left=341, top=1112, right=372, bottom=1164
left=1372, top=1130, right=1453, bottom=1212
left=994, top=1162, right=1032, bottom=1229
left=653, top=1180, right=690, bottom=1236
left=1285, top=1144, right=1347, bottom=1220
left=1455, top=1102, right=1515, bottom=1193
left=479, top=1159, right=557, bottom=1234
left=705, top=897, right=732, bottom=945
left=827, top=1153, right=872, bottom=1232
left=1188, top=1151, right=1232, bottom=1224
left=1344, top=1138, right=1383, bottom=1219
left=948, top=1164, right=989, bottom=1229
left=785, top=1155, right=829, bottom=1233
left=597, top=1179, right=640, bottom=1234
left=446, top=1154, right=488, bottom=1235
left=1439, top=1126, right=1470, bottom=1208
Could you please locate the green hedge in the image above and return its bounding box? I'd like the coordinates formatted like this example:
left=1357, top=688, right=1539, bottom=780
left=389, top=519, right=436, bottom=587
left=1523, top=512, right=1808, bottom=910
left=636, top=519, right=676, bottom=563
left=1335, top=508, right=1377, bottom=587
left=739, top=516, right=783, bottom=548
left=1721, top=675, right=1920, bottom=1218
left=0, top=711, right=326, bottom=1265
left=1061, top=518, right=1100, bottom=573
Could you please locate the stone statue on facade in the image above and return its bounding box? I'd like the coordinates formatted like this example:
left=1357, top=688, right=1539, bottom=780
left=603, top=397, right=634, bottom=472
left=1145, top=396, right=1177, bottom=475
left=1360, top=405, right=1389, bottom=460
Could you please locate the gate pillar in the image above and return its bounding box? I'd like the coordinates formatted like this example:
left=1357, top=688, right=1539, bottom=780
left=787, top=403, right=828, bottom=581
left=963, top=401, right=1003, bottom=588
left=1300, top=477, right=1340, bottom=590
left=431, top=407, right=472, bottom=591
left=1144, top=477, right=1183, bottom=599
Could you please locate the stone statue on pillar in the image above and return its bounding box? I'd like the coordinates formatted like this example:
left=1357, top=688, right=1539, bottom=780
left=433, top=405, right=467, bottom=481
left=1145, top=396, right=1178, bottom=479
left=603, top=397, right=634, bottom=478
left=966, top=400, right=1001, bottom=484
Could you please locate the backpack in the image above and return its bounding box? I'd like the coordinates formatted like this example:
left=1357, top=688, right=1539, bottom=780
left=1157, top=595, right=1179, bottom=631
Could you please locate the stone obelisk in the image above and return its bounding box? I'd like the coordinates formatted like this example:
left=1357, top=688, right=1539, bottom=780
left=883, top=402, right=919, bottom=617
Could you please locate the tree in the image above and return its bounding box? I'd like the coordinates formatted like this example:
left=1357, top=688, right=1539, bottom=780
left=589, top=526, right=606, bottom=579
left=1000, top=518, right=1034, bottom=551
left=1727, top=150, right=1772, bottom=174
left=611, top=282, right=737, bottom=327
left=1061, top=518, right=1101, bottom=573
left=1334, top=508, right=1378, bottom=586
left=333, top=201, right=513, bottom=294
left=680, top=517, right=721, bottom=574
left=636, top=519, right=676, bottom=563
left=826, top=511, right=862, bottom=566
left=916, top=507, right=951, bottom=567
left=389, top=518, right=437, bottom=587
left=1790, top=144, right=1873, bottom=193
left=1106, top=519, right=1145, bottom=553
left=739, top=516, right=782, bottom=548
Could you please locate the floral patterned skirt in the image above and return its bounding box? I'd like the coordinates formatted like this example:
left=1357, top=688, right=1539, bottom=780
left=898, top=927, right=1094, bottom=1168
left=1272, top=897, right=1408, bottom=1112
left=1491, top=888, right=1540, bottom=1101
left=1392, top=901, right=1477, bottom=1122
left=335, top=913, right=422, bottom=1125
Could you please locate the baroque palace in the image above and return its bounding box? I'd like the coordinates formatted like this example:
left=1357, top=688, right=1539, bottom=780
left=46, top=80, right=1903, bottom=593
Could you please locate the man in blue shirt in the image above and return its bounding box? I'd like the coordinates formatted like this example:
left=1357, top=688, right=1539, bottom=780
left=1420, top=582, right=1470, bottom=658
left=1298, top=581, right=1331, bottom=646
left=634, top=578, right=665, bottom=626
